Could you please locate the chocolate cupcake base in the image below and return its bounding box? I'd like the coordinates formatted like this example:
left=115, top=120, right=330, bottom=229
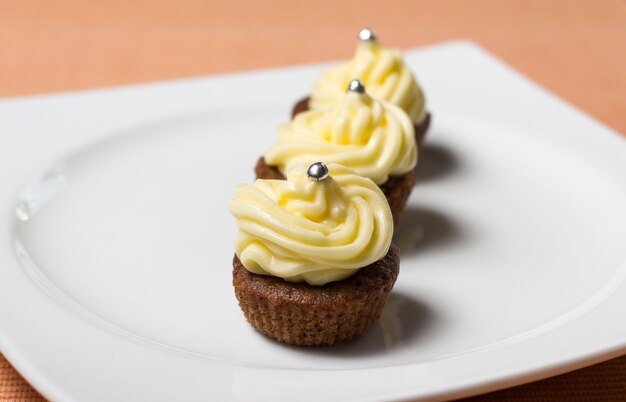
left=232, top=244, right=400, bottom=346
left=255, top=157, right=415, bottom=226
left=292, top=96, right=432, bottom=148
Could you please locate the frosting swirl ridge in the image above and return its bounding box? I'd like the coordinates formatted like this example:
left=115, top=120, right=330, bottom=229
left=309, top=40, right=426, bottom=123
left=229, top=164, right=393, bottom=285
left=265, top=91, right=417, bottom=185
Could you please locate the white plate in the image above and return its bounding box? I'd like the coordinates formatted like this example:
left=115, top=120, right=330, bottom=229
left=1, top=41, right=626, bottom=402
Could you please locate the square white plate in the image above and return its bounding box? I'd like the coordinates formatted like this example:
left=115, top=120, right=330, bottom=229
left=1, top=41, right=626, bottom=402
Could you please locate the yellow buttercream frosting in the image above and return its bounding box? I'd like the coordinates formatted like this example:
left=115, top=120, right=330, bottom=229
left=229, top=164, right=393, bottom=286
left=265, top=91, right=417, bottom=185
left=309, top=40, right=426, bottom=123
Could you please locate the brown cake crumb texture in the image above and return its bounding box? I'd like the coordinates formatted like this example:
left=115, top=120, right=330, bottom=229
left=232, top=244, right=400, bottom=346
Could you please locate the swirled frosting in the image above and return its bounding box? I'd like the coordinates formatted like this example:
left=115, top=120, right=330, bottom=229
left=265, top=91, right=417, bottom=185
left=309, top=40, right=426, bottom=123
left=229, top=164, right=393, bottom=286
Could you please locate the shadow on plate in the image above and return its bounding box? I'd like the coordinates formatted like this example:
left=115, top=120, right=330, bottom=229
left=415, top=142, right=458, bottom=183
left=287, top=292, right=436, bottom=358
left=394, top=206, right=461, bottom=257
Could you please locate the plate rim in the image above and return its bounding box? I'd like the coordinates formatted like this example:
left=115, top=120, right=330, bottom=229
left=1, top=39, right=626, bottom=402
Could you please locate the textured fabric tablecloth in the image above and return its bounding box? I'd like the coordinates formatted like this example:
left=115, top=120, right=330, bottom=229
left=1, top=1, right=625, bottom=400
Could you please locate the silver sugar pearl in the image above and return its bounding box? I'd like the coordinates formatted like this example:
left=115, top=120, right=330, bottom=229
left=358, top=28, right=377, bottom=42
left=347, top=79, right=366, bottom=94
left=307, top=162, right=329, bottom=181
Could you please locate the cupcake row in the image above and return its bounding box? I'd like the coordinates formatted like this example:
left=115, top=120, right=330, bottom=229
left=229, top=29, right=430, bottom=346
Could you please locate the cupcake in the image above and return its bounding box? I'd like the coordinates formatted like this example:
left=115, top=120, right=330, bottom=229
left=229, top=162, right=399, bottom=346
left=256, top=80, right=417, bottom=226
left=293, top=28, right=431, bottom=147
